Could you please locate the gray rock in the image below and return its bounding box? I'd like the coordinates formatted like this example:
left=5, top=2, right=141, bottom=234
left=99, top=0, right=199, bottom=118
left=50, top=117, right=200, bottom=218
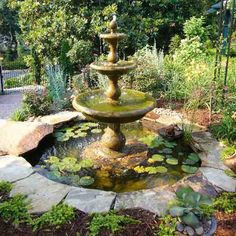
left=185, top=226, right=195, bottom=236
left=0, top=155, right=33, bottom=182
left=64, top=187, right=116, bottom=213
left=114, top=188, right=175, bottom=216
left=38, top=111, right=86, bottom=126
left=200, top=167, right=236, bottom=192
left=177, top=222, right=184, bottom=232
left=195, top=226, right=204, bottom=235
left=191, top=132, right=226, bottom=170
left=10, top=173, right=72, bottom=213
left=0, top=119, right=53, bottom=156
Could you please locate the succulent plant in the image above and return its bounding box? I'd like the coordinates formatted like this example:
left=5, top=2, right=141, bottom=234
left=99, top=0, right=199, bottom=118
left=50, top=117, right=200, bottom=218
left=169, top=186, right=213, bottom=229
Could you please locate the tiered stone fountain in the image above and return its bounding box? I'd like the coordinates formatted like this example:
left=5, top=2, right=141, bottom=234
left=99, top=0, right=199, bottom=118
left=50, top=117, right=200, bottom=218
left=73, top=16, right=156, bottom=166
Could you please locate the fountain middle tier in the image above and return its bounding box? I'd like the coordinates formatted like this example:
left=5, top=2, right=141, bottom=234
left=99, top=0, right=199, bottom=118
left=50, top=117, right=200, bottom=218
left=73, top=89, right=156, bottom=123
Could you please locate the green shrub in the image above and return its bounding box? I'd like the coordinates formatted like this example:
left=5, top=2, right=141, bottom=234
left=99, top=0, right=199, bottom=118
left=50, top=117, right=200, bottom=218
left=89, top=211, right=139, bottom=236
left=4, top=74, right=35, bottom=89
left=22, top=90, right=52, bottom=118
left=31, top=204, right=75, bottom=231
left=123, top=45, right=165, bottom=97
left=169, top=35, right=181, bottom=54
left=157, top=215, right=177, bottom=236
left=3, top=56, right=28, bottom=70
left=0, top=194, right=31, bottom=226
left=0, top=181, right=12, bottom=195
left=213, top=192, right=236, bottom=214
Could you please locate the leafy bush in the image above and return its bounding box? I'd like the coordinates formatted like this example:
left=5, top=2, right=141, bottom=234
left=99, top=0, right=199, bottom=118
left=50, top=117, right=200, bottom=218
left=123, top=45, right=165, bottom=97
left=169, top=186, right=213, bottom=229
left=31, top=204, right=75, bottom=231
left=0, top=194, right=31, bottom=226
left=3, top=56, right=28, bottom=70
left=89, top=211, right=139, bottom=236
left=22, top=90, right=51, bottom=118
left=46, top=65, right=69, bottom=110
left=4, top=73, right=34, bottom=89
left=213, top=192, right=236, bottom=214
left=158, top=215, right=177, bottom=236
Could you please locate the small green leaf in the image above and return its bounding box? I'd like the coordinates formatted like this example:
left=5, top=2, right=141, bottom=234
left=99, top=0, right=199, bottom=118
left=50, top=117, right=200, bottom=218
left=79, top=176, right=94, bottom=186
left=151, top=154, right=165, bottom=162
left=91, top=128, right=102, bottom=134
left=176, top=186, right=194, bottom=199
left=134, top=166, right=146, bottom=173
left=166, top=158, right=178, bottom=165
left=169, top=206, right=185, bottom=216
left=181, top=212, right=200, bottom=227
left=181, top=165, right=198, bottom=174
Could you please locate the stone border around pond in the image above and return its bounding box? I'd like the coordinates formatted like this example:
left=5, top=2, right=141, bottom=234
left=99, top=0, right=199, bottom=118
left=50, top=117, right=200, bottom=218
left=0, top=112, right=235, bottom=215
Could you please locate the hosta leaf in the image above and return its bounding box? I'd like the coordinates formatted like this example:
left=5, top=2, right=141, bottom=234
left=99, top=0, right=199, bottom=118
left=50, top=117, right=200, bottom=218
left=79, top=176, right=95, bottom=186
left=169, top=206, right=185, bottom=216
left=166, top=158, right=178, bottom=165
left=176, top=186, right=194, bottom=200
left=181, top=165, right=198, bottom=174
left=181, top=212, right=200, bottom=227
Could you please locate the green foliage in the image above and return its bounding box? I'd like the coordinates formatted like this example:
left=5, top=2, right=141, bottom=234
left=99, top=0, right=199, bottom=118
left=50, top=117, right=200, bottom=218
left=45, top=65, right=68, bottom=110
left=89, top=211, right=139, bottom=236
left=123, top=46, right=164, bottom=96
left=11, top=109, right=28, bottom=121
left=2, top=56, right=28, bottom=70
left=213, top=192, right=236, bottom=214
left=169, top=35, right=181, bottom=54
left=4, top=73, right=34, bottom=89
left=31, top=204, right=75, bottom=231
left=158, top=215, right=177, bottom=236
left=0, top=181, right=12, bottom=195
left=0, top=194, right=31, bottom=226
left=220, top=145, right=236, bottom=160
left=169, top=186, right=213, bottom=228
left=21, top=90, right=51, bottom=118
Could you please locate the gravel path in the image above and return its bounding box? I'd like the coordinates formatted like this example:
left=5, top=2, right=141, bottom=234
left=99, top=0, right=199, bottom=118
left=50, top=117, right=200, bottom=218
left=0, top=92, right=23, bottom=119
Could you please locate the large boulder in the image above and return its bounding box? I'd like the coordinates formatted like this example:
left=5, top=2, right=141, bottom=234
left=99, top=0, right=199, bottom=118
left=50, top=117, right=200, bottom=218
left=0, top=119, right=53, bottom=156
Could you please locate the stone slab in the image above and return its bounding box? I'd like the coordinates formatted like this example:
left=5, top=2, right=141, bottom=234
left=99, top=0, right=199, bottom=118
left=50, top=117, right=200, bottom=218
left=172, top=172, right=218, bottom=197
left=192, top=132, right=226, bottom=170
left=64, top=187, right=116, bottom=213
left=114, top=188, right=175, bottom=216
left=0, top=155, right=33, bottom=182
left=200, top=167, right=236, bottom=192
left=0, top=120, right=53, bottom=155
left=36, top=111, right=86, bottom=126
left=10, top=173, right=72, bottom=213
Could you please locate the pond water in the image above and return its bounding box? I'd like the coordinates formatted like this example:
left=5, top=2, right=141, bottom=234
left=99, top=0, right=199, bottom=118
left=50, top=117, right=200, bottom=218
left=23, top=121, right=201, bottom=193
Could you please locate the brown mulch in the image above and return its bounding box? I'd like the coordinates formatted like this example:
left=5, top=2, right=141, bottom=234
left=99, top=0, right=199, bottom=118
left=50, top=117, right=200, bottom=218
left=0, top=208, right=159, bottom=236
left=214, top=211, right=236, bottom=236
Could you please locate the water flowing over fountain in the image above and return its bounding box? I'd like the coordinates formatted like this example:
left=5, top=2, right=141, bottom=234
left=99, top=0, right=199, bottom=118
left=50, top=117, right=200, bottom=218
left=73, top=16, right=156, bottom=164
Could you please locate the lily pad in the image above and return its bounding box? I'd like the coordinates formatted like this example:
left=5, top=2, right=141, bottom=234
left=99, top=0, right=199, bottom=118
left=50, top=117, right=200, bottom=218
left=85, top=122, right=98, bottom=127
left=134, top=166, right=146, bottom=173
left=166, top=158, right=178, bottom=165
left=162, top=148, right=173, bottom=154
left=91, top=128, right=103, bottom=134
left=181, top=165, right=198, bottom=174
left=151, top=154, right=165, bottom=162
left=73, top=132, right=87, bottom=138
left=79, top=176, right=95, bottom=186
left=164, top=141, right=177, bottom=148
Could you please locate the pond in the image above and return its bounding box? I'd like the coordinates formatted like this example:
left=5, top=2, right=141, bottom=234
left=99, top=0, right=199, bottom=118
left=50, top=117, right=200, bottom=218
left=23, top=121, right=201, bottom=193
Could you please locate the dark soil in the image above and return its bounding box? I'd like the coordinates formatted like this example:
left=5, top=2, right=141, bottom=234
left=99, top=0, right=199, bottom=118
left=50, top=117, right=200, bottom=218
left=0, top=208, right=159, bottom=236
left=215, top=211, right=236, bottom=236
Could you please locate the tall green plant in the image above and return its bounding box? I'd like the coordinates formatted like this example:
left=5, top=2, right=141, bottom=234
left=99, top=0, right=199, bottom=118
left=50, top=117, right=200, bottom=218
left=46, top=65, right=68, bottom=110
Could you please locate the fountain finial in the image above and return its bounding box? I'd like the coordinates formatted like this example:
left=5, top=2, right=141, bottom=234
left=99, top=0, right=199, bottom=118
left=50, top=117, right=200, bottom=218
left=109, top=15, right=117, bottom=33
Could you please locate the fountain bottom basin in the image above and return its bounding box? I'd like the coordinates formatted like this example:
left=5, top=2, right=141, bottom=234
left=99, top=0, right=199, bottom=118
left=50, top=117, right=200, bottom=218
left=23, top=121, right=201, bottom=193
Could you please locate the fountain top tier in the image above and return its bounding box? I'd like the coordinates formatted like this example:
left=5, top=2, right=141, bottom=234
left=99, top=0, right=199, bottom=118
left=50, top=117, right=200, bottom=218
left=73, top=16, right=156, bottom=125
